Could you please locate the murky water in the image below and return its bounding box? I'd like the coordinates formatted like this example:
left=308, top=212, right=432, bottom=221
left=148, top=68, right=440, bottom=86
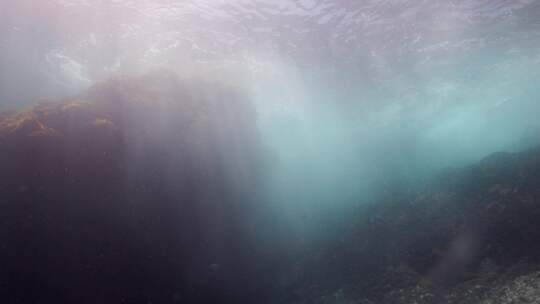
left=2, top=1, right=540, bottom=303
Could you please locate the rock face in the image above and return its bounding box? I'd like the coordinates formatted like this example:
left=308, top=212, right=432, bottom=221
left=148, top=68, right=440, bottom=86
left=0, top=71, right=269, bottom=304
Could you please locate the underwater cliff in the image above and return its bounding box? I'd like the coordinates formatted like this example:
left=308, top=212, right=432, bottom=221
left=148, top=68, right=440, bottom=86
left=0, top=72, right=276, bottom=303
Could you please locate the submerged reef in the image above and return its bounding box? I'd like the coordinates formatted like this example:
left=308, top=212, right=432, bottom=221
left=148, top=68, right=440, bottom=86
left=285, top=147, right=540, bottom=303
left=0, top=71, right=272, bottom=303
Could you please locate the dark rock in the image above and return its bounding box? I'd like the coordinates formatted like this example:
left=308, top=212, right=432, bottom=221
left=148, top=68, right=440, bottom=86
left=0, top=71, right=272, bottom=304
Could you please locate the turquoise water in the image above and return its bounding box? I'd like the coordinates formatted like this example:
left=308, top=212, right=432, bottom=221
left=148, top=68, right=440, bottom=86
left=249, top=51, right=540, bottom=244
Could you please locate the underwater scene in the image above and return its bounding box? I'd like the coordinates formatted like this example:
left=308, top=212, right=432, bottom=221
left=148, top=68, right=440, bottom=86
left=2, top=1, right=540, bottom=303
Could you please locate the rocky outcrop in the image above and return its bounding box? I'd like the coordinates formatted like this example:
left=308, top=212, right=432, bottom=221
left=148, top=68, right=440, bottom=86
left=287, top=147, right=540, bottom=303
left=0, top=71, right=270, bottom=304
